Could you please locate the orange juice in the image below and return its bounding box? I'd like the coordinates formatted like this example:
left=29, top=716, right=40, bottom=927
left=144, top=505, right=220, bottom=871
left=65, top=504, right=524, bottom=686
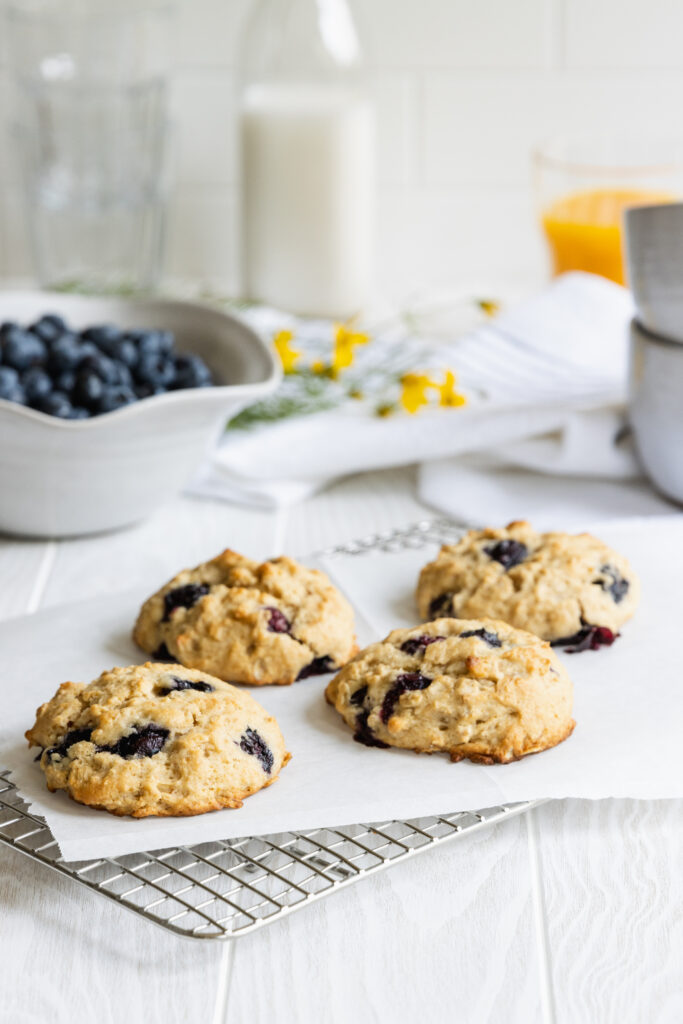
left=541, top=188, right=674, bottom=284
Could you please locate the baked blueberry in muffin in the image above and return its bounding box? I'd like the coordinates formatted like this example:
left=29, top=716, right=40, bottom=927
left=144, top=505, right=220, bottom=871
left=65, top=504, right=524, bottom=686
left=416, top=521, right=639, bottom=649
left=134, top=549, right=357, bottom=684
left=26, top=663, right=290, bottom=817
left=326, top=618, right=575, bottom=763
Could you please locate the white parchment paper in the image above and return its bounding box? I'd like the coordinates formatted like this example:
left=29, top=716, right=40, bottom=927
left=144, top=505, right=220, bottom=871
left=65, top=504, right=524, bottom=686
left=0, top=516, right=680, bottom=861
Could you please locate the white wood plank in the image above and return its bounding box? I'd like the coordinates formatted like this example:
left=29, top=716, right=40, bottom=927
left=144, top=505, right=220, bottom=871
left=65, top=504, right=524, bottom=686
left=227, top=813, right=543, bottom=1024
left=0, top=843, right=220, bottom=1024
left=535, top=799, right=683, bottom=1024
left=0, top=535, right=51, bottom=618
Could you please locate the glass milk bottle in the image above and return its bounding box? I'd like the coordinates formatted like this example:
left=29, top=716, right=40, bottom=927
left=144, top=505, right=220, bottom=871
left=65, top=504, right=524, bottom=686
left=240, top=0, right=375, bottom=317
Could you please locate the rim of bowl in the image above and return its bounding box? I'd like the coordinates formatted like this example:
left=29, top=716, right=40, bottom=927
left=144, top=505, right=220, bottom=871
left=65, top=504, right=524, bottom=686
left=0, top=293, right=282, bottom=429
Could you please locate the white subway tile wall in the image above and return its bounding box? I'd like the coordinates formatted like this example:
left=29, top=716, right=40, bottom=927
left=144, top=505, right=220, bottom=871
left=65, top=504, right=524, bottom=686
left=1, top=0, right=682, bottom=299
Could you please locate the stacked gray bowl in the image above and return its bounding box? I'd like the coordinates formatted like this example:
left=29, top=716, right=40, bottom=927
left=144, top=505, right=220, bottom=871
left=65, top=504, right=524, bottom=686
left=625, top=202, right=683, bottom=505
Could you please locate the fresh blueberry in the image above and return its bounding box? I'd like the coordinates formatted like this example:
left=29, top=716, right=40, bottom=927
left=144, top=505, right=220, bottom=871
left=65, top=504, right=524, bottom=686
left=380, top=672, right=432, bottom=724
left=0, top=320, right=18, bottom=340
left=2, top=327, right=47, bottom=370
left=48, top=333, right=86, bottom=373
left=86, top=330, right=138, bottom=371
left=163, top=582, right=210, bottom=621
left=400, top=634, right=445, bottom=655
left=0, top=367, right=26, bottom=405
left=162, top=676, right=215, bottom=694
left=0, top=365, right=21, bottom=398
left=81, top=324, right=122, bottom=349
left=73, top=369, right=105, bottom=408
left=30, top=314, right=66, bottom=343
left=296, top=655, right=336, bottom=679
left=79, top=351, right=120, bottom=384
left=98, top=723, right=169, bottom=759
left=459, top=627, right=502, bottom=647
left=2, top=316, right=213, bottom=415
left=97, top=385, right=136, bottom=413
left=485, top=539, right=528, bottom=570
left=36, top=391, right=73, bottom=418
left=75, top=339, right=99, bottom=359
left=172, top=354, right=213, bottom=390
left=124, top=329, right=146, bottom=345
left=111, top=361, right=133, bottom=387
left=22, top=367, right=53, bottom=404
left=111, top=337, right=138, bottom=369
left=7, top=384, right=27, bottom=404
left=38, top=313, right=67, bottom=332
left=156, top=330, right=175, bottom=354
left=238, top=727, right=274, bottom=773
left=265, top=607, right=291, bottom=634
left=133, top=329, right=174, bottom=357
left=135, top=351, right=176, bottom=389
left=53, top=369, right=77, bottom=395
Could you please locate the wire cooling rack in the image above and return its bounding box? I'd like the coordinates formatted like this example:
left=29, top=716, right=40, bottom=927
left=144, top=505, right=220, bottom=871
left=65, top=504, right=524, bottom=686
left=0, top=519, right=536, bottom=941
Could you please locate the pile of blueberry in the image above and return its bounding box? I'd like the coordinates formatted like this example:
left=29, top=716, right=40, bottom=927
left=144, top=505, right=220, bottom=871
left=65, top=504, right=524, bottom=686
left=0, top=313, right=215, bottom=419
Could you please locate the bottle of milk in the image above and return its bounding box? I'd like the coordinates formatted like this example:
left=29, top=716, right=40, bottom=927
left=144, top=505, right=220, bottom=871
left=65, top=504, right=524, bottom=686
left=240, top=0, right=375, bottom=318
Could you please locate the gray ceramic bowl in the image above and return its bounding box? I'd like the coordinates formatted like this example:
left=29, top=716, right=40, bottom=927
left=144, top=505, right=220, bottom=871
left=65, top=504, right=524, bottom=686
left=0, top=292, right=280, bottom=537
left=629, top=316, right=683, bottom=505
left=624, top=202, right=683, bottom=344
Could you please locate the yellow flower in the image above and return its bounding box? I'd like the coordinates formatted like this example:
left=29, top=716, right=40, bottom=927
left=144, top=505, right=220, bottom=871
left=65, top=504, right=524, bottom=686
left=478, top=298, right=500, bottom=317
left=311, top=360, right=326, bottom=375
left=273, top=330, right=300, bottom=374
left=399, top=372, right=436, bottom=414
left=376, top=402, right=396, bottom=418
left=331, top=324, right=369, bottom=376
left=438, top=370, right=466, bottom=408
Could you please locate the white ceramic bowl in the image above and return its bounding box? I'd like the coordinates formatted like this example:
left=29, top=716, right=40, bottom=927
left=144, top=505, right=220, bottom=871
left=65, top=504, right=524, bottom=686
left=0, top=291, right=281, bottom=538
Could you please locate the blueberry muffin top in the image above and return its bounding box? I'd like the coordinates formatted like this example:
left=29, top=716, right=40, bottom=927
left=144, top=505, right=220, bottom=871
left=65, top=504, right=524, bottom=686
left=325, top=618, right=574, bottom=764
left=26, top=663, right=290, bottom=818
left=416, top=521, right=639, bottom=650
left=133, top=549, right=357, bottom=685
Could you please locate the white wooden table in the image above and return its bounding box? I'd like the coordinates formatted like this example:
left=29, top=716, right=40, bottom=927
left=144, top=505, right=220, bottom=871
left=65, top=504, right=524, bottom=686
left=1, top=466, right=681, bottom=1023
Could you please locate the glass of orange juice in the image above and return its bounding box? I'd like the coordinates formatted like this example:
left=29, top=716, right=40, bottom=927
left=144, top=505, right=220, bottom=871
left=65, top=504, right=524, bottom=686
left=534, top=138, right=683, bottom=285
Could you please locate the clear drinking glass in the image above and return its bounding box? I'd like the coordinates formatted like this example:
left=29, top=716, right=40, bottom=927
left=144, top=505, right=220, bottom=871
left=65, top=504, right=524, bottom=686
left=6, top=1, right=174, bottom=292
left=534, top=137, right=683, bottom=285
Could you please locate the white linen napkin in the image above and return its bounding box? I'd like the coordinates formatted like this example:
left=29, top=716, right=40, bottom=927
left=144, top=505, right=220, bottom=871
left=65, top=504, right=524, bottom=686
left=418, top=457, right=676, bottom=531
left=188, top=272, right=674, bottom=519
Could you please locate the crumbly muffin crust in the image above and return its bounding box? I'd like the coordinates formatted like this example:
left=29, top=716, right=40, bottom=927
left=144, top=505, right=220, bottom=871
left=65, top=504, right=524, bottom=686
left=325, top=618, right=575, bottom=764
left=134, top=550, right=357, bottom=685
left=416, top=521, right=639, bottom=647
left=26, top=663, right=290, bottom=817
